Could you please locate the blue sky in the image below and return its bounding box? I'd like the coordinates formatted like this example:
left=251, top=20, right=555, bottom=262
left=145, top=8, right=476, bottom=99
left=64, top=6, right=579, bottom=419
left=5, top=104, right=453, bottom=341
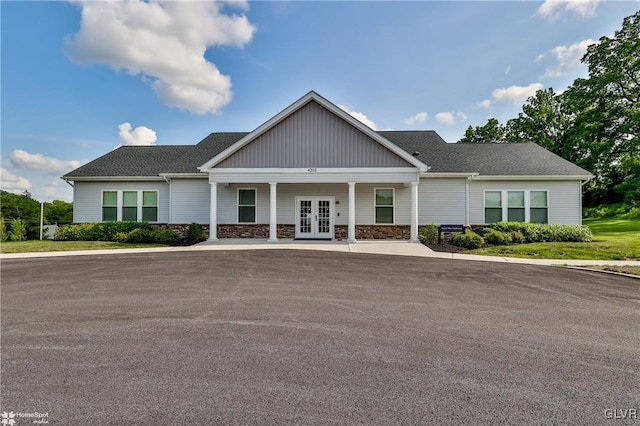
left=2, top=0, right=638, bottom=202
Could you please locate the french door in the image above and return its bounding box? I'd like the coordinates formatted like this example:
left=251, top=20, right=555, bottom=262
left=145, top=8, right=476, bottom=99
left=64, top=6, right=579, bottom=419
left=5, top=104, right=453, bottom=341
left=295, top=197, right=334, bottom=239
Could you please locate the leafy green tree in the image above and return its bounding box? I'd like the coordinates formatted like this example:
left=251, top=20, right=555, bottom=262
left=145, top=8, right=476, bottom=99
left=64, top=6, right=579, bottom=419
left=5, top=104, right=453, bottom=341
left=45, top=200, right=73, bottom=224
left=459, top=118, right=506, bottom=143
left=9, top=218, right=27, bottom=241
left=564, top=11, right=640, bottom=205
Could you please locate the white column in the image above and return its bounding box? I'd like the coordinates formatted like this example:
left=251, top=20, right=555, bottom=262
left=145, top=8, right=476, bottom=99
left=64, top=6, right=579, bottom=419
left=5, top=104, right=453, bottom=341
left=208, top=182, right=218, bottom=240
left=410, top=181, right=419, bottom=242
left=268, top=182, right=278, bottom=242
left=347, top=182, right=356, bottom=243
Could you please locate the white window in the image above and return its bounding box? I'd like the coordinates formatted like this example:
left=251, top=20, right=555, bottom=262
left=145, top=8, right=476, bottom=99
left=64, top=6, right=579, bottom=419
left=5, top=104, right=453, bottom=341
left=102, top=190, right=159, bottom=222
left=484, top=190, right=548, bottom=224
left=102, top=191, right=117, bottom=222
left=530, top=191, right=548, bottom=224
left=375, top=188, right=394, bottom=224
left=238, top=189, right=256, bottom=223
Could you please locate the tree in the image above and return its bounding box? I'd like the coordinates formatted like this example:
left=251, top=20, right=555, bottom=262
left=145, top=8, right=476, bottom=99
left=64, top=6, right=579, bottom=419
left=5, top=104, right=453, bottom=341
left=45, top=200, right=73, bottom=224
left=564, top=11, right=640, bottom=205
left=9, top=218, right=27, bottom=241
left=459, top=118, right=506, bottom=143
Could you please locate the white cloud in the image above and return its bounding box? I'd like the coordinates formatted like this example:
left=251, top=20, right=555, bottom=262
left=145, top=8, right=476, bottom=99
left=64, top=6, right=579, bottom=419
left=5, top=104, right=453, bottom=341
left=491, top=83, right=544, bottom=104
left=118, top=122, right=157, bottom=146
left=435, top=111, right=467, bottom=125
left=505, top=66, right=511, bottom=75
left=537, top=0, right=600, bottom=20
left=0, top=167, right=32, bottom=193
left=404, top=112, right=428, bottom=125
left=538, top=38, right=596, bottom=78
left=478, top=99, right=492, bottom=108
left=65, top=1, right=256, bottom=115
left=337, top=105, right=378, bottom=130
left=9, top=150, right=81, bottom=174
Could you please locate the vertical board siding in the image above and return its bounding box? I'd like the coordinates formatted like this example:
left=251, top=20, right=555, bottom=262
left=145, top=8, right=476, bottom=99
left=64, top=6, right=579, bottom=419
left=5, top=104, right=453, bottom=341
left=418, top=178, right=467, bottom=224
left=73, top=181, right=170, bottom=223
left=469, top=180, right=582, bottom=225
left=216, top=101, right=411, bottom=168
left=170, top=179, right=210, bottom=224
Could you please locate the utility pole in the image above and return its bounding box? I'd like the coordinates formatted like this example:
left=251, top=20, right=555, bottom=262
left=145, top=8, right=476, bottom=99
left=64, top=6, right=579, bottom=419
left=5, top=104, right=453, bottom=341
left=40, top=201, right=44, bottom=240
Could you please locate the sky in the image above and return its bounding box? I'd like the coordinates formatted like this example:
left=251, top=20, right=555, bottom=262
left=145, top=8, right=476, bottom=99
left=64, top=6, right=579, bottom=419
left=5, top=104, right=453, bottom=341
left=1, top=0, right=638, bottom=202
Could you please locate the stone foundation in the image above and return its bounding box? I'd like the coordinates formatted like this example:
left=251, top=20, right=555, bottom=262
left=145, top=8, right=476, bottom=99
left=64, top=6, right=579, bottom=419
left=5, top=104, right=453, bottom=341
left=154, top=224, right=411, bottom=240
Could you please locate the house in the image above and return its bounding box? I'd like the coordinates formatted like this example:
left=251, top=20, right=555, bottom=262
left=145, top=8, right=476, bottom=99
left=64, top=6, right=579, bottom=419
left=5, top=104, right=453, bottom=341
left=62, top=91, right=592, bottom=242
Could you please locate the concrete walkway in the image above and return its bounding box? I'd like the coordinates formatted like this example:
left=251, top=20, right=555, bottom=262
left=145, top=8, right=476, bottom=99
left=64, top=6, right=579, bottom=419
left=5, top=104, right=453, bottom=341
left=1, top=239, right=639, bottom=267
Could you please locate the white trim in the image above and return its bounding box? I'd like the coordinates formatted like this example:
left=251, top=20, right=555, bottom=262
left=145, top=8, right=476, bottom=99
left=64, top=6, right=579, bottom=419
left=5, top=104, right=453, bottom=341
left=65, top=176, right=166, bottom=182
left=101, top=189, right=159, bottom=223
left=158, top=173, right=207, bottom=178
left=410, top=182, right=419, bottom=242
left=483, top=189, right=549, bottom=224
left=210, top=167, right=417, bottom=174
left=198, top=91, right=428, bottom=172
left=209, top=168, right=419, bottom=184
left=473, top=175, right=592, bottom=181
left=347, top=182, right=356, bottom=243
left=237, top=188, right=257, bottom=224
left=268, top=182, right=278, bottom=242
left=374, top=187, right=395, bottom=225
left=421, top=172, right=479, bottom=178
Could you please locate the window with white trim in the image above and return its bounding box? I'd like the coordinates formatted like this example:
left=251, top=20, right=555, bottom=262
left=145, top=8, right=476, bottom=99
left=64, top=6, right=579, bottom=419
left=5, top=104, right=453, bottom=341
left=142, top=191, right=158, bottom=222
left=122, top=191, right=138, bottom=221
left=102, top=190, right=159, bottom=222
left=238, top=189, right=256, bottom=223
left=102, top=191, right=117, bottom=222
left=375, top=188, right=394, bottom=224
left=484, top=191, right=502, bottom=223
left=530, top=191, right=548, bottom=224
left=484, top=190, right=549, bottom=224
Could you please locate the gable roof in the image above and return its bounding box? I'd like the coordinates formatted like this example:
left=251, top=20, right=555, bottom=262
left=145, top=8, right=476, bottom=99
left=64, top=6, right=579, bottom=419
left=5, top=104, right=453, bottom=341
left=198, top=91, right=428, bottom=172
left=62, top=131, right=591, bottom=179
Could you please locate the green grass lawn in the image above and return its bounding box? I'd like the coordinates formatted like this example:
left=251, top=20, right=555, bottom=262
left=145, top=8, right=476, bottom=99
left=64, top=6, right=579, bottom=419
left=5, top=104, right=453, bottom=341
left=0, top=240, right=168, bottom=254
left=467, top=217, right=639, bottom=261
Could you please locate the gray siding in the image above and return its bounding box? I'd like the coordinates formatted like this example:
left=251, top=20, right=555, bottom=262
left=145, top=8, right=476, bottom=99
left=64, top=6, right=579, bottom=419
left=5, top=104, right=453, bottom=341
left=170, top=178, right=209, bottom=224
left=216, top=101, right=411, bottom=168
left=73, top=181, right=170, bottom=223
left=419, top=178, right=467, bottom=224
left=469, top=180, right=582, bottom=225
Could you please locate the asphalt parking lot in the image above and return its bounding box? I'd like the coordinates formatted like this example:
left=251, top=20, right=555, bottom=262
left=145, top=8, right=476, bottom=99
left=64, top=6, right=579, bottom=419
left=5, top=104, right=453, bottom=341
left=1, top=250, right=639, bottom=425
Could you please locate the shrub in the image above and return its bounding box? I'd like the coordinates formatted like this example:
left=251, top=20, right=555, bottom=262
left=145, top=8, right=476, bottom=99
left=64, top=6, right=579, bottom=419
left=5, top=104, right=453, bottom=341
left=509, top=231, right=526, bottom=244
left=186, top=223, right=206, bottom=242
left=9, top=218, right=27, bottom=241
left=419, top=224, right=439, bottom=243
left=487, top=222, right=592, bottom=243
left=112, top=232, right=129, bottom=243
left=149, top=228, right=180, bottom=244
left=583, top=203, right=637, bottom=219
left=125, top=228, right=151, bottom=243
left=56, top=223, right=101, bottom=241
left=451, top=231, right=484, bottom=249
left=100, top=221, right=151, bottom=240
left=0, top=218, right=7, bottom=242
left=472, top=226, right=488, bottom=237
left=483, top=229, right=512, bottom=245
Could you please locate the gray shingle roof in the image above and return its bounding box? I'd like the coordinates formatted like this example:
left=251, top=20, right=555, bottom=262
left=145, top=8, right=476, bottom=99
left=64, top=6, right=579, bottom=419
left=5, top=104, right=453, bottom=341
left=63, top=131, right=590, bottom=179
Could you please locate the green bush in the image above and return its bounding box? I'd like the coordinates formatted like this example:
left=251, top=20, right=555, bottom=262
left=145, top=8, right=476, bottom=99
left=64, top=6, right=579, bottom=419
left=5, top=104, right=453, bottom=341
left=112, top=232, right=129, bottom=243
left=149, top=228, right=180, bottom=244
left=487, top=222, right=593, bottom=243
left=509, top=231, right=526, bottom=244
left=583, top=203, right=639, bottom=219
left=55, top=222, right=152, bottom=241
left=9, top=218, right=27, bottom=241
left=100, top=221, right=151, bottom=240
left=186, top=223, right=206, bottom=242
left=0, top=218, right=7, bottom=242
left=451, top=231, right=484, bottom=249
left=483, top=229, right=512, bottom=245
left=472, top=226, right=488, bottom=237
left=419, top=224, right=439, bottom=243
left=125, top=228, right=151, bottom=243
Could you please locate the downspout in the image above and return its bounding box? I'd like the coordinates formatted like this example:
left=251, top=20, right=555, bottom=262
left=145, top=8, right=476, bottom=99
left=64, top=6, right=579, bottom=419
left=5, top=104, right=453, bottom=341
left=465, top=177, right=470, bottom=227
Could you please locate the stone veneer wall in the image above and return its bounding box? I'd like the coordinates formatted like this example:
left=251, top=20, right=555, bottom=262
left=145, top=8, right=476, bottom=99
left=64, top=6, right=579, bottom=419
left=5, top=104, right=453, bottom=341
left=154, top=224, right=411, bottom=240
